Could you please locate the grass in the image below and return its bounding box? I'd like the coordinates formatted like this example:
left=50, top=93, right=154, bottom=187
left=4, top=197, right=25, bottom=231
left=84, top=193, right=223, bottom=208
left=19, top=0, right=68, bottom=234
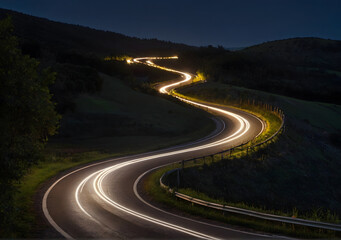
left=174, top=187, right=340, bottom=224
left=173, top=82, right=341, bottom=217
left=172, top=86, right=283, bottom=147
left=142, top=81, right=340, bottom=238
left=12, top=150, right=114, bottom=237
left=57, top=73, right=215, bottom=146
left=143, top=165, right=337, bottom=239
left=177, top=82, right=341, bottom=131
left=10, top=73, right=216, bottom=237
left=13, top=151, right=112, bottom=236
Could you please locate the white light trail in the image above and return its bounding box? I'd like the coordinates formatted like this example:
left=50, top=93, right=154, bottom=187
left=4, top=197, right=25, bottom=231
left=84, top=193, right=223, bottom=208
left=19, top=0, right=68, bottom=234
left=44, top=56, right=262, bottom=239
left=133, top=57, right=192, bottom=94
left=73, top=57, right=255, bottom=238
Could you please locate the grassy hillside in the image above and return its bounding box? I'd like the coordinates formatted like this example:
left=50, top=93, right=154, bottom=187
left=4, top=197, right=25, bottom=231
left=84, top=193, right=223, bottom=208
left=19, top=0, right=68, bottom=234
left=51, top=73, right=215, bottom=152
left=171, top=82, right=341, bottom=220
left=242, top=37, right=341, bottom=70
left=219, top=38, right=341, bottom=104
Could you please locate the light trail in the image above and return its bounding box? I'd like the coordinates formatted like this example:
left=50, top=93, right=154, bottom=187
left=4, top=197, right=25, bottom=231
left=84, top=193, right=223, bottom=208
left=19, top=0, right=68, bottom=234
left=132, top=57, right=193, bottom=94
left=92, top=165, right=218, bottom=240
left=44, top=56, right=264, bottom=239
left=74, top=57, right=254, bottom=238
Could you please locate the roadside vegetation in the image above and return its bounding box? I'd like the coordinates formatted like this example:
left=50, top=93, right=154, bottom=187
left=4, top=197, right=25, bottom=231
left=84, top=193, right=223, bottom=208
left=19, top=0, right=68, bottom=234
left=143, top=166, right=337, bottom=239
left=143, top=82, right=340, bottom=238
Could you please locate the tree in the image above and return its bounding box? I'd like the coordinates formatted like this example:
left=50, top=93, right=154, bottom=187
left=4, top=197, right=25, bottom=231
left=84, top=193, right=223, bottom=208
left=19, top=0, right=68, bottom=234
left=0, top=17, right=60, bottom=233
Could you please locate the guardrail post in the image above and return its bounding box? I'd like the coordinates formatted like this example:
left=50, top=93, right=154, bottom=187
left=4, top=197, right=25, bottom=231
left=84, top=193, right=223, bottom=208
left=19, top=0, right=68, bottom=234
left=177, top=169, right=180, bottom=188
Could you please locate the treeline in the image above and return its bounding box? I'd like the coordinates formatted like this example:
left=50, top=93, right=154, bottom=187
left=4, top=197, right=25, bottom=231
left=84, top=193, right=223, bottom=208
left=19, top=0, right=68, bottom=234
left=164, top=39, right=341, bottom=104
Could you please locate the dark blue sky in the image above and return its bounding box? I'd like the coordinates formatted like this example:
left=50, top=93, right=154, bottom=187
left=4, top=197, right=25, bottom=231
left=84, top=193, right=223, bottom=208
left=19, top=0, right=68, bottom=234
left=1, top=0, right=340, bottom=47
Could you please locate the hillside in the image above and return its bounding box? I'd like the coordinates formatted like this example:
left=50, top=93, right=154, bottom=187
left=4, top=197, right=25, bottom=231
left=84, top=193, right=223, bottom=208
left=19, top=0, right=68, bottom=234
left=53, top=73, right=214, bottom=152
left=0, top=8, right=195, bottom=58
left=173, top=81, right=341, bottom=225
left=242, top=37, right=341, bottom=70
left=220, top=38, right=341, bottom=104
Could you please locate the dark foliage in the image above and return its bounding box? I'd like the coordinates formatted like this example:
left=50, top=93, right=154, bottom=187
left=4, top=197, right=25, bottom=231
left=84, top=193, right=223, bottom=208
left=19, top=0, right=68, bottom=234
left=0, top=17, right=59, bottom=235
left=51, top=63, right=102, bottom=113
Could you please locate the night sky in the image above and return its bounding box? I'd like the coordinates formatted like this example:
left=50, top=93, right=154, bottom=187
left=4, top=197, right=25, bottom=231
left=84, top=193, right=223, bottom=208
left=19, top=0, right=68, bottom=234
left=1, top=0, right=340, bottom=48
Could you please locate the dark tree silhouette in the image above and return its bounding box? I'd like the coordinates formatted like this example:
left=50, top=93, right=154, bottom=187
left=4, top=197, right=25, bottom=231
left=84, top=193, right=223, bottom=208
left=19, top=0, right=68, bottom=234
left=0, top=17, right=59, bottom=234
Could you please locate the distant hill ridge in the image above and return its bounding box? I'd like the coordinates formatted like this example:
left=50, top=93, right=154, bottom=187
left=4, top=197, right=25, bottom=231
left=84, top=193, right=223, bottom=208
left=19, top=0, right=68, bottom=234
left=1, top=8, right=340, bottom=62
left=0, top=8, right=195, bottom=57
left=242, top=37, right=341, bottom=70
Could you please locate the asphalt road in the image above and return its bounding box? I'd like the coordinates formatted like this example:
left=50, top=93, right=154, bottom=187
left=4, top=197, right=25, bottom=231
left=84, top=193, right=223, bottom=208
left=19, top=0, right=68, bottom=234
left=42, top=57, right=282, bottom=239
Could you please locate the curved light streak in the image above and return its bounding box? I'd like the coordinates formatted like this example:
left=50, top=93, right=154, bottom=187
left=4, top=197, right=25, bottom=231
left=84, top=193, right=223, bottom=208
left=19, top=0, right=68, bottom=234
left=133, top=57, right=192, bottom=94
left=45, top=56, right=262, bottom=239
left=73, top=57, right=254, bottom=238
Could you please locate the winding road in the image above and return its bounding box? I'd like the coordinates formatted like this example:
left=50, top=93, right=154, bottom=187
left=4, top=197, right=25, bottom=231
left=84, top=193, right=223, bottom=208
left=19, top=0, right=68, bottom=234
left=42, top=57, right=281, bottom=239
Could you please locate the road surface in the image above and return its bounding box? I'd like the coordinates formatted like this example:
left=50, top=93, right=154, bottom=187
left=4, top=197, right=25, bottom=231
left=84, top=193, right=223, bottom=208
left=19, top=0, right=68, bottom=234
left=42, top=57, right=282, bottom=239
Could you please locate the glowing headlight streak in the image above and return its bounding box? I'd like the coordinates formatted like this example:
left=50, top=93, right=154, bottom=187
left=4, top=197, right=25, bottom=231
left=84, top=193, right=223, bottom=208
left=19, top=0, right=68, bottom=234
left=92, top=166, right=218, bottom=239
left=73, top=57, right=255, bottom=238
left=133, top=57, right=192, bottom=94
left=47, top=56, right=263, bottom=239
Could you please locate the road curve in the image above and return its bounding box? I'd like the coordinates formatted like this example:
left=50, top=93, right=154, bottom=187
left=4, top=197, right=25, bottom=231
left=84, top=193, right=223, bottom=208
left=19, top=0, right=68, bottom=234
left=42, top=57, right=279, bottom=239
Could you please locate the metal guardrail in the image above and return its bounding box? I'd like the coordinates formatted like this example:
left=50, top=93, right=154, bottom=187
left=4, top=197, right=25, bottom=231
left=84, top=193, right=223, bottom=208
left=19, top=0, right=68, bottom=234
left=159, top=178, right=341, bottom=231
left=170, top=91, right=286, bottom=164
left=159, top=111, right=341, bottom=232
left=169, top=104, right=285, bottom=169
